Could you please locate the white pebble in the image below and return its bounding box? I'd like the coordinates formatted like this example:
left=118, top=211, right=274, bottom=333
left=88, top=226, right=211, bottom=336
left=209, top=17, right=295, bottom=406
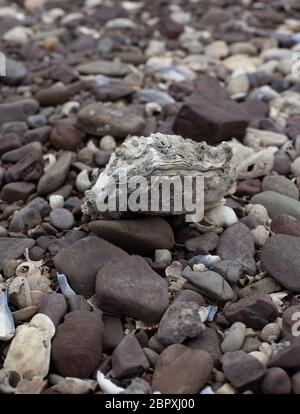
left=76, top=170, right=92, bottom=193
left=49, top=195, right=64, bottom=210
left=100, top=135, right=117, bottom=151
left=251, top=225, right=270, bottom=246
left=154, top=249, right=172, bottom=266
left=249, top=351, right=269, bottom=365
left=204, top=205, right=238, bottom=227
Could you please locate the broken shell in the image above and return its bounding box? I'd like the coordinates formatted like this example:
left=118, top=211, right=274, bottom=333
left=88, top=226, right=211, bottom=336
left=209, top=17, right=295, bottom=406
left=165, top=261, right=183, bottom=280
left=199, top=306, right=209, bottom=322
left=260, top=323, right=281, bottom=343
left=3, top=313, right=55, bottom=379
left=204, top=205, right=238, bottom=227
left=97, top=371, right=124, bottom=394
left=43, top=154, right=56, bottom=172
left=49, top=195, right=64, bottom=210
left=57, top=273, right=76, bottom=299
left=0, top=369, right=22, bottom=394
left=0, top=290, right=15, bottom=341
left=14, top=376, right=47, bottom=394
left=216, top=383, right=236, bottom=394
left=76, top=170, right=92, bottom=193
left=83, top=133, right=235, bottom=219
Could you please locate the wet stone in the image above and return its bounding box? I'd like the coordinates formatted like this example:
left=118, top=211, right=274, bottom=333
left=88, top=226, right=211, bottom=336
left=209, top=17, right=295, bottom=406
left=50, top=208, right=74, bottom=231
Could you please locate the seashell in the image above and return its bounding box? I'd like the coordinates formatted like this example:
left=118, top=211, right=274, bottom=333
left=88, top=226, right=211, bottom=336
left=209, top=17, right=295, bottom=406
left=76, top=170, right=92, bottom=193
left=251, top=225, right=270, bottom=246
left=50, top=377, right=97, bottom=394
left=260, top=323, right=281, bottom=343
left=14, top=376, right=47, bottom=394
left=0, top=290, right=15, bottom=341
left=189, top=254, right=221, bottom=267
left=62, top=101, right=80, bottom=116
left=204, top=205, right=238, bottom=227
left=57, top=273, right=77, bottom=299
left=145, top=102, right=162, bottom=116
left=0, top=369, right=22, bottom=394
left=97, top=371, right=124, bottom=394
left=3, top=314, right=55, bottom=380
left=199, top=306, right=209, bottom=322
left=49, top=195, right=64, bottom=210
left=83, top=133, right=235, bottom=220
left=43, top=154, right=56, bottom=172
left=249, top=351, right=269, bottom=365
left=165, top=261, right=183, bottom=281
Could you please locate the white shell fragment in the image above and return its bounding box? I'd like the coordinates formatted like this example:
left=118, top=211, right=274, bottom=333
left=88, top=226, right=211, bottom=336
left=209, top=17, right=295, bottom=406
left=97, top=371, right=124, bottom=394
left=204, top=205, right=238, bottom=227
left=49, top=195, right=64, bottom=210
left=83, top=133, right=235, bottom=220
left=0, top=290, right=15, bottom=341
left=76, top=170, right=92, bottom=193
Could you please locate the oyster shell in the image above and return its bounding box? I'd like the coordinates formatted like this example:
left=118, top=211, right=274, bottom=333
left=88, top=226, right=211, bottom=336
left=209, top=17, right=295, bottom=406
left=83, top=133, right=235, bottom=221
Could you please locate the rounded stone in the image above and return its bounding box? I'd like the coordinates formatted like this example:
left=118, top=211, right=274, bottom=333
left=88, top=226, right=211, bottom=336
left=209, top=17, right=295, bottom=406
left=261, top=367, right=291, bottom=394
left=50, top=208, right=74, bottom=230
left=221, top=322, right=247, bottom=353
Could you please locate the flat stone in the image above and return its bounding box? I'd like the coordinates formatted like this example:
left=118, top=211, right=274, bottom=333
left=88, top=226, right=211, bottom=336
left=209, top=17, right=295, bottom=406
left=2, top=142, right=42, bottom=163
left=152, top=344, right=213, bottom=394
left=210, top=260, right=244, bottom=283
left=77, top=60, right=130, bottom=77
left=0, top=133, right=22, bottom=156
left=157, top=302, right=206, bottom=346
left=0, top=237, right=35, bottom=271
left=221, top=350, right=266, bottom=389
left=185, top=232, right=219, bottom=254
left=224, top=294, right=278, bottom=329
left=238, top=277, right=281, bottom=298
left=262, top=176, right=299, bottom=200
left=261, top=234, right=300, bottom=291
left=9, top=197, right=49, bottom=233
left=37, top=152, right=73, bottom=195
left=111, top=335, right=150, bottom=379
left=88, top=218, right=174, bottom=253
left=182, top=269, right=234, bottom=303
left=186, top=327, right=222, bottom=364
left=54, top=236, right=128, bottom=298
left=236, top=179, right=262, bottom=197
left=173, top=75, right=249, bottom=144
left=173, top=290, right=205, bottom=306
left=251, top=191, right=300, bottom=220
left=0, top=99, right=39, bottom=125
left=51, top=310, right=104, bottom=378
left=39, top=293, right=67, bottom=328
left=221, top=322, right=247, bottom=353
left=48, top=230, right=87, bottom=256
left=95, top=255, right=169, bottom=324
left=0, top=182, right=35, bottom=203
left=36, top=85, right=70, bottom=106
left=50, top=125, right=82, bottom=151
left=77, top=102, right=145, bottom=138
left=271, top=214, right=300, bottom=236
left=217, top=223, right=256, bottom=274
left=5, top=154, right=43, bottom=183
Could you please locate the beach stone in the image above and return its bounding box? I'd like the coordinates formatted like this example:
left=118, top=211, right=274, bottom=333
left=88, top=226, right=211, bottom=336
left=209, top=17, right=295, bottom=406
left=48, top=230, right=86, bottom=256
left=111, top=335, right=150, bottom=379
left=50, top=125, right=82, bottom=151
left=173, top=75, right=249, bottom=144
left=102, top=315, right=124, bottom=353
left=242, top=337, right=262, bottom=353
left=152, top=344, right=213, bottom=394
left=5, top=155, right=43, bottom=184
left=77, top=102, right=145, bottom=138
left=173, top=290, right=205, bottom=306
left=157, top=302, right=206, bottom=346
left=182, top=269, right=234, bottom=303
left=37, top=152, right=73, bottom=195
left=271, top=214, right=300, bottom=236
left=54, top=236, right=128, bottom=298
left=292, top=157, right=300, bottom=177
left=0, top=99, right=39, bottom=125
left=221, top=322, right=247, bottom=353
left=262, top=176, right=299, bottom=200
left=238, top=277, right=281, bottom=298
left=2, top=58, right=27, bottom=86
left=92, top=83, right=135, bottom=102
left=292, top=372, right=300, bottom=394
left=95, top=150, right=112, bottom=167
left=210, top=260, right=244, bottom=283
left=36, top=85, right=70, bottom=106
left=0, top=134, right=22, bottom=156
left=0, top=182, right=35, bottom=203
left=25, top=126, right=52, bottom=144
left=186, top=327, right=222, bottom=364
left=50, top=208, right=74, bottom=230
left=221, top=351, right=266, bottom=389
left=185, top=232, right=219, bottom=254
left=51, top=310, right=104, bottom=378
left=0, top=237, right=35, bottom=271
left=273, top=154, right=291, bottom=175
left=95, top=255, right=169, bottom=324
left=268, top=338, right=300, bottom=369
left=217, top=223, right=256, bottom=274
left=260, top=234, right=300, bottom=291
left=88, top=218, right=174, bottom=253
left=39, top=293, right=67, bottom=328
left=9, top=197, right=49, bottom=233
left=251, top=191, right=300, bottom=220
left=2, top=142, right=42, bottom=164
left=77, top=60, right=130, bottom=77
left=224, top=294, right=278, bottom=329
left=261, top=368, right=292, bottom=394
left=236, top=179, right=262, bottom=197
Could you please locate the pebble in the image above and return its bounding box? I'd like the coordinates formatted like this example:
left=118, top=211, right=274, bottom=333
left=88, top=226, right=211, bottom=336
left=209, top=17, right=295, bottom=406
left=251, top=191, right=300, bottom=220
left=50, top=208, right=74, bottom=230
left=292, top=372, right=300, bottom=394
left=185, top=232, right=219, bottom=254
left=39, top=293, right=67, bottom=329
left=3, top=58, right=27, bottom=86
left=262, top=175, right=299, bottom=200
left=221, top=322, right=247, bottom=353
left=37, top=152, right=73, bottom=195
left=154, top=249, right=172, bottom=266
left=54, top=236, right=128, bottom=298
left=95, top=255, right=169, bottom=324
left=99, top=135, right=117, bottom=151
left=50, top=125, right=82, bottom=151
left=102, top=315, right=124, bottom=354
left=152, top=344, right=213, bottom=394
left=0, top=99, right=39, bottom=125
left=187, top=327, right=222, bottom=364
left=0, top=237, right=35, bottom=271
